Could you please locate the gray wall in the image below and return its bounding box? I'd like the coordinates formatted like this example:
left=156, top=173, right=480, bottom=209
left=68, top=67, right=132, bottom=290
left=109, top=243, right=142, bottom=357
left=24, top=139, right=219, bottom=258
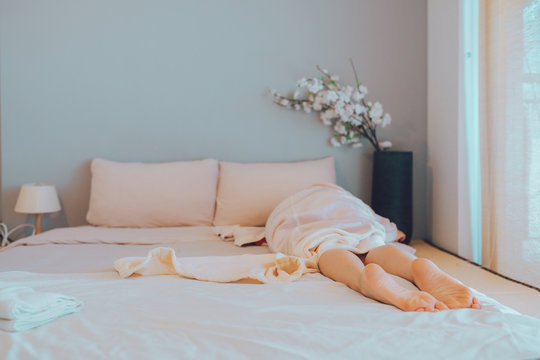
left=0, top=0, right=427, bottom=237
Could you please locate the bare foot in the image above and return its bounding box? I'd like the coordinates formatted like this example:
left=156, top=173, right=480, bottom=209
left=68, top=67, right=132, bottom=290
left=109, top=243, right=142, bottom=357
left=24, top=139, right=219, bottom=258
left=395, top=291, right=449, bottom=312
left=358, top=263, right=447, bottom=312
left=411, top=258, right=481, bottom=309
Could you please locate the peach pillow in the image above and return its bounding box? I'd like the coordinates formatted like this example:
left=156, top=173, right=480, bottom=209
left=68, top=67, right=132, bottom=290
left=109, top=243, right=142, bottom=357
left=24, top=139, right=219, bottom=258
left=86, top=158, right=219, bottom=227
left=213, top=157, right=336, bottom=226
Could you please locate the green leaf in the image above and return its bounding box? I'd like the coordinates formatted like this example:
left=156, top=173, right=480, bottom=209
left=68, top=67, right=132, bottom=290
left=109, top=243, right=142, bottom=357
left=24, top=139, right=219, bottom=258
left=329, top=80, right=337, bottom=87
left=321, top=76, right=325, bottom=82
left=334, top=133, right=339, bottom=138
left=357, top=81, right=361, bottom=87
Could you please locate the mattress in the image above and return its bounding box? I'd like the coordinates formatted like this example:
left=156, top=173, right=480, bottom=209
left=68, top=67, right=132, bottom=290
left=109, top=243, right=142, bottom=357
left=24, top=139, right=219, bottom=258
left=1, top=226, right=539, bottom=359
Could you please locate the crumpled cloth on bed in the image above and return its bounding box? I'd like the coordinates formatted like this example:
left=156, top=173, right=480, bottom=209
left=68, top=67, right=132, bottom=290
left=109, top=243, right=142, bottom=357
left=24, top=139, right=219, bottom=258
left=114, top=247, right=317, bottom=283
left=0, top=284, right=83, bottom=332
left=265, top=183, right=399, bottom=261
left=213, top=226, right=266, bottom=246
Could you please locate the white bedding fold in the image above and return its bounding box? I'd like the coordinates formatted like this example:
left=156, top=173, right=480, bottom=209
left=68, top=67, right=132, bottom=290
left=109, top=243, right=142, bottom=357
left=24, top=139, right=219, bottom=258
left=0, top=284, right=83, bottom=332
left=213, top=226, right=266, bottom=246
left=114, top=247, right=317, bottom=283
left=0, top=226, right=222, bottom=252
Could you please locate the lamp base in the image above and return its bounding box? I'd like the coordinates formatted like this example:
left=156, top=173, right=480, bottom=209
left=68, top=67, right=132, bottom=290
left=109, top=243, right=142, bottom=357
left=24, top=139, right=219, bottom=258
left=35, top=213, right=42, bottom=234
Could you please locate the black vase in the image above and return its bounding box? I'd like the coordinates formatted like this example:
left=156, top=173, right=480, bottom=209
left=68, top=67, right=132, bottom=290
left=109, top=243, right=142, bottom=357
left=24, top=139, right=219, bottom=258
left=370, top=151, right=413, bottom=244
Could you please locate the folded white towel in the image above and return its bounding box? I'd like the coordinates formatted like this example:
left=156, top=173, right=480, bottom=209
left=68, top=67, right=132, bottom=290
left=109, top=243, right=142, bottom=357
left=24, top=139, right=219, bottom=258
left=0, top=284, right=83, bottom=332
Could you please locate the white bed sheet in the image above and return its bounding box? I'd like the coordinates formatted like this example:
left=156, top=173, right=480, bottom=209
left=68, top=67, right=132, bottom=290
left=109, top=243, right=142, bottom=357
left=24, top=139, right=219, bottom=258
left=0, top=226, right=539, bottom=360
left=0, top=226, right=269, bottom=273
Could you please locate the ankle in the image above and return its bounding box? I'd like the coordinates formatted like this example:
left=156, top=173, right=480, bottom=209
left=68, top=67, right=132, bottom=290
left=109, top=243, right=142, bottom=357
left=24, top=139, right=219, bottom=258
left=358, top=263, right=386, bottom=295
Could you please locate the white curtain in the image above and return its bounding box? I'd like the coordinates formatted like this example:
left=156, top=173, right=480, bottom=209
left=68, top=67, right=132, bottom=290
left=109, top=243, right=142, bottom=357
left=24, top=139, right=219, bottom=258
left=479, top=0, right=540, bottom=287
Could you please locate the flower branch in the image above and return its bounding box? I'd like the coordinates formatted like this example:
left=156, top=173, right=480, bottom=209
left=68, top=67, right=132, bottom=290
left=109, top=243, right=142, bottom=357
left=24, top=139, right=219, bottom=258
left=271, top=61, right=392, bottom=152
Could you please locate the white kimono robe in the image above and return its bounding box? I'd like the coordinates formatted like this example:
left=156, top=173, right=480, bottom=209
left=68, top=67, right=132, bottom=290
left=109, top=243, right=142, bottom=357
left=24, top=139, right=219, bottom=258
left=265, top=183, right=398, bottom=261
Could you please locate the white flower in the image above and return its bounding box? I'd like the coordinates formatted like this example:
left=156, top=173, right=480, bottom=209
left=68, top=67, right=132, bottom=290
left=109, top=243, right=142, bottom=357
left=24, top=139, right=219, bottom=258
left=372, top=117, right=383, bottom=125
left=325, top=91, right=339, bottom=103
left=330, top=137, right=341, bottom=147
left=379, top=141, right=392, bottom=149
left=321, top=119, right=332, bottom=126
left=308, top=78, right=324, bottom=94
left=339, top=136, right=348, bottom=144
left=309, top=84, right=323, bottom=93
left=335, top=91, right=350, bottom=103
left=315, top=92, right=326, bottom=104
left=350, top=117, right=362, bottom=126
left=313, top=101, right=323, bottom=111
left=320, top=109, right=337, bottom=124
left=352, top=91, right=365, bottom=102
left=334, top=122, right=347, bottom=135
left=344, top=105, right=354, bottom=117
left=330, top=75, right=339, bottom=82
left=382, top=113, right=391, bottom=128
left=354, top=104, right=366, bottom=115
left=343, top=86, right=354, bottom=97
left=297, top=77, right=307, bottom=87
left=270, top=89, right=278, bottom=96
left=294, top=104, right=301, bottom=111
left=302, top=102, right=312, bottom=113
left=334, top=101, right=345, bottom=115
left=352, top=142, right=363, bottom=148
left=279, top=99, right=290, bottom=107
left=320, top=110, right=332, bottom=126
left=359, top=85, right=368, bottom=95
left=369, top=102, right=383, bottom=119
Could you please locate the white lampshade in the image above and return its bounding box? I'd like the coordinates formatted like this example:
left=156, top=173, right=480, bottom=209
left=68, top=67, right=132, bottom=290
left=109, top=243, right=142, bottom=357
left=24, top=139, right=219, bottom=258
left=14, top=184, right=62, bottom=214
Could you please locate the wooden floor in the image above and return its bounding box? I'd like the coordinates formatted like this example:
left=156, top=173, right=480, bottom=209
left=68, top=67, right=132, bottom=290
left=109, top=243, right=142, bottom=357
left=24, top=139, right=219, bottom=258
left=411, top=240, right=540, bottom=319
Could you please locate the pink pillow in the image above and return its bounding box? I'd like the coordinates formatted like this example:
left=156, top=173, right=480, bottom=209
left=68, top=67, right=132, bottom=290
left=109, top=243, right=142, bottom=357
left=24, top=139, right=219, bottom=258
left=86, top=158, right=219, bottom=227
left=213, top=157, right=336, bottom=226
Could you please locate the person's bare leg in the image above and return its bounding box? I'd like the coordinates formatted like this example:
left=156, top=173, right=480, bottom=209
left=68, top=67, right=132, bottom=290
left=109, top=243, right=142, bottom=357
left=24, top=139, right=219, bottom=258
left=318, top=249, right=443, bottom=312
left=365, top=245, right=480, bottom=309
left=364, top=244, right=416, bottom=281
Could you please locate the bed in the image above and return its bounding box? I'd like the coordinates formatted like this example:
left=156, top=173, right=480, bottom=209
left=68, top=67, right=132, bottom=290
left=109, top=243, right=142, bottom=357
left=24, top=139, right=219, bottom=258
left=1, top=158, right=539, bottom=360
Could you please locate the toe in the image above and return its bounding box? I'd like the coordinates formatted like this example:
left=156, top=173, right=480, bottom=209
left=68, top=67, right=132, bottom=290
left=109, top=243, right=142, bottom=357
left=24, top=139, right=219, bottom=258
left=471, top=297, right=481, bottom=309
left=435, top=302, right=449, bottom=311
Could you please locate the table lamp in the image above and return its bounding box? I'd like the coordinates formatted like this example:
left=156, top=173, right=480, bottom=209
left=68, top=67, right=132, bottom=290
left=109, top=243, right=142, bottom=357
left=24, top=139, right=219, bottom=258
left=14, top=184, right=61, bottom=234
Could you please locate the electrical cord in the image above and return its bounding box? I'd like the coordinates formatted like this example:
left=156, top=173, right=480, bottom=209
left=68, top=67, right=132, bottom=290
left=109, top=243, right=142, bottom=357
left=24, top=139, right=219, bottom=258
left=0, top=223, right=36, bottom=248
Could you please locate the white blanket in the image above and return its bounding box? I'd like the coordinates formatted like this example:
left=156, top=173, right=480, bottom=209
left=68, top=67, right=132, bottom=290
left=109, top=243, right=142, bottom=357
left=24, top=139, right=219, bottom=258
left=114, top=247, right=317, bottom=283
left=1, top=270, right=539, bottom=359
left=1, top=226, right=540, bottom=359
